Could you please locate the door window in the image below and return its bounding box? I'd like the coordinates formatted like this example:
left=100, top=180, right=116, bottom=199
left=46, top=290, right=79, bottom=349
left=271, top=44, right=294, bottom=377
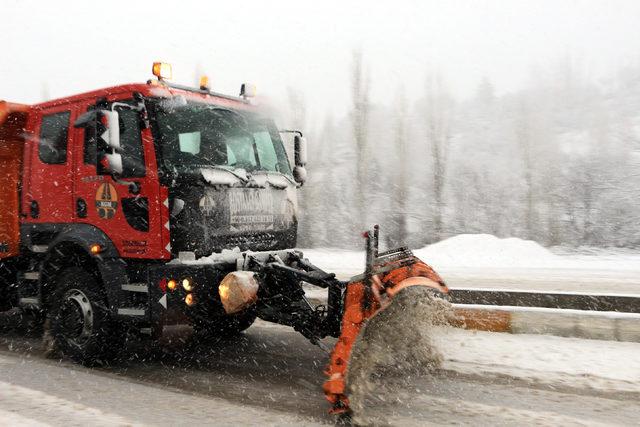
left=39, top=111, right=70, bottom=164
left=118, top=107, right=146, bottom=177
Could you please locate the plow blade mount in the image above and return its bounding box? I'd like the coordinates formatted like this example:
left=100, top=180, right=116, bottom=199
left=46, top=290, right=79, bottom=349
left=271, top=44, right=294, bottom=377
left=323, top=227, right=449, bottom=414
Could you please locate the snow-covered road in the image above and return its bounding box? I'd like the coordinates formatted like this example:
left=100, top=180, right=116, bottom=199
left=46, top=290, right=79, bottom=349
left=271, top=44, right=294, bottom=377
left=0, top=353, right=322, bottom=426
left=2, top=237, right=639, bottom=425
left=1, top=321, right=639, bottom=426
left=0, top=337, right=323, bottom=426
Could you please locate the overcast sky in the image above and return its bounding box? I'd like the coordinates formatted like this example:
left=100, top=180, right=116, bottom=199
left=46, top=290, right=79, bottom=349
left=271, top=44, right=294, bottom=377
left=2, top=0, right=640, bottom=121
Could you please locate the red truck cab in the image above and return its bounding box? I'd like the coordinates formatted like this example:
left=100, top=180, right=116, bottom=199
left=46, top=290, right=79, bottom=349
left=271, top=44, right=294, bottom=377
left=0, top=64, right=311, bottom=363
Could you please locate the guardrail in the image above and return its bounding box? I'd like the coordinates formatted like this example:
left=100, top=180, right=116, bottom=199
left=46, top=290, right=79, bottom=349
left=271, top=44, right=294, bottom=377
left=449, top=288, right=640, bottom=313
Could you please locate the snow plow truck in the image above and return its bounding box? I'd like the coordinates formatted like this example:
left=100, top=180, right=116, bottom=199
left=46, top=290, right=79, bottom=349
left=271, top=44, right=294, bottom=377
left=0, top=63, right=448, bottom=414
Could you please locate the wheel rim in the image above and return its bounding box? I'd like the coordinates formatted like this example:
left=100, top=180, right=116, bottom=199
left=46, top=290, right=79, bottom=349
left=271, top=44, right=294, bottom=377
left=58, top=289, right=94, bottom=347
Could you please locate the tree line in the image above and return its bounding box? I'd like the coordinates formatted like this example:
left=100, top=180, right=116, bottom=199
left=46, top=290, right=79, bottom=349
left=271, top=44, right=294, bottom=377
left=283, top=52, right=640, bottom=250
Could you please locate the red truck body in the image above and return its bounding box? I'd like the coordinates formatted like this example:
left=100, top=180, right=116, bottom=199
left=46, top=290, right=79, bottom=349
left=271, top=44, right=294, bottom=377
left=3, top=83, right=256, bottom=262
left=0, top=72, right=305, bottom=363
left=0, top=101, right=27, bottom=259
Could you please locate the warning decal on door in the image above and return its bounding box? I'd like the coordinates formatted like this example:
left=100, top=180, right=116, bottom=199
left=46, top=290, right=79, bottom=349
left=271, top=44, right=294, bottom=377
left=95, top=183, right=118, bottom=219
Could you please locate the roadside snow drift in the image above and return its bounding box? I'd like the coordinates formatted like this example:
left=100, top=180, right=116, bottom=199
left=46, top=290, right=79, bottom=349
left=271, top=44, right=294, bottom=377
left=414, top=234, right=558, bottom=268
left=302, top=233, right=560, bottom=273
left=302, top=233, right=640, bottom=274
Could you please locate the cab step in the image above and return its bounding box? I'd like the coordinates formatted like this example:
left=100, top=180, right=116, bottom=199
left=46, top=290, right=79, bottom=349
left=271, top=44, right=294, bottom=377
left=23, top=271, right=40, bottom=280
left=19, top=297, right=40, bottom=308
left=30, top=245, right=49, bottom=253
left=121, top=283, right=148, bottom=293
left=117, top=308, right=146, bottom=317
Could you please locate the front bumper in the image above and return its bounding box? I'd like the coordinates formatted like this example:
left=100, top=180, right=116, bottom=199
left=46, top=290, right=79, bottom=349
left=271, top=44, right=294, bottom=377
left=147, top=263, right=230, bottom=332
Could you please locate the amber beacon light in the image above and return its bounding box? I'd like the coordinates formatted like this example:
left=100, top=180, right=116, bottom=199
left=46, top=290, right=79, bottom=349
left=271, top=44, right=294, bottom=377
left=152, top=62, right=172, bottom=80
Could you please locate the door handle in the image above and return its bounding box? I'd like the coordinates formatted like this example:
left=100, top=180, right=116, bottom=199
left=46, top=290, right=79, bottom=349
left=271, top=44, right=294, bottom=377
left=30, top=200, right=39, bottom=219
left=76, top=198, right=88, bottom=218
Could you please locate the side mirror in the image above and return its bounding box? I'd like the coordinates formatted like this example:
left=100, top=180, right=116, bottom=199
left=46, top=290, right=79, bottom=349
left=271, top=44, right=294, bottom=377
left=76, top=109, right=123, bottom=177
left=98, top=110, right=121, bottom=151
left=293, top=135, right=307, bottom=184
left=74, top=110, right=121, bottom=151
left=293, top=165, right=307, bottom=184
left=100, top=152, right=123, bottom=175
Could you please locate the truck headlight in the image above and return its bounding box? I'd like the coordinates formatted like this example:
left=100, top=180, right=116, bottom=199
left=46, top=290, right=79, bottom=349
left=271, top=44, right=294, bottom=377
left=182, top=277, right=194, bottom=292
left=185, top=293, right=195, bottom=306
left=218, top=271, right=259, bottom=314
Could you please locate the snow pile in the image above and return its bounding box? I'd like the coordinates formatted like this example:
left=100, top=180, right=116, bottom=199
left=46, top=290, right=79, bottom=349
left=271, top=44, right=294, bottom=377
left=414, top=234, right=560, bottom=269
left=298, top=248, right=364, bottom=274
left=303, top=234, right=562, bottom=273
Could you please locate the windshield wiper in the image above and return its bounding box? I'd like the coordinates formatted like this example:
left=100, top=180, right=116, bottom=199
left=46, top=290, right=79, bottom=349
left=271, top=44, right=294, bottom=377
left=199, top=165, right=250, bottom=184
left=250, top=170, right=297, bottom=186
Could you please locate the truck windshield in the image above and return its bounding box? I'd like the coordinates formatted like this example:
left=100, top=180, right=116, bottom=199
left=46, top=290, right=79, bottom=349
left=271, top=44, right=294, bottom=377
left=154, top=101, right=292, bottom=176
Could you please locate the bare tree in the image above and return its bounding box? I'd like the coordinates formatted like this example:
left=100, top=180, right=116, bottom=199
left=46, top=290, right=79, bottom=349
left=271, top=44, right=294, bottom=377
left=515, top=98, right=535, bottom=239
left=287, top=88, right=307, bottom=128
left=350, top=49, right=371, bottom=227
left=391, top=87, right=409, bottom=246
left=423, top=73, right=453, bottom=241
left=286, top=87, right=308, bottom=166
left=285, top=87, right=314, bottom=245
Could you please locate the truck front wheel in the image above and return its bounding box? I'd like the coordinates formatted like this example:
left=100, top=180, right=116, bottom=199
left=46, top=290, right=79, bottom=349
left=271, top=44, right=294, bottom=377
left=49, top=267, right=119, bottom=365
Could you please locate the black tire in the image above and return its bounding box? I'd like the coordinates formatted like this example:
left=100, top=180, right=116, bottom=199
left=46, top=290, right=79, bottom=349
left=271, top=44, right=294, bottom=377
left=0, top=262, right=17, bottom=312
left=193, top=309, right=257, bottom=340
left=49, top=267, right=119, bottom=365
left=0, top=284, right=14, bottom=312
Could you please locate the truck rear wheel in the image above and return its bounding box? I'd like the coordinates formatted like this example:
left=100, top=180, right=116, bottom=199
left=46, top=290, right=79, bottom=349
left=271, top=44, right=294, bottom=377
left=0, top=284, right=15, bottom=312
left=0, top=262, right=17, bottom=312
left=49, top=267, right=119, bottom=365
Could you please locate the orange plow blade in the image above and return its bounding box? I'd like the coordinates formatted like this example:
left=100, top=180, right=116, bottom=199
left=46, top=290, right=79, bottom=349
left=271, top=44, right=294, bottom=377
left=322, top=231, right=449, bottom=414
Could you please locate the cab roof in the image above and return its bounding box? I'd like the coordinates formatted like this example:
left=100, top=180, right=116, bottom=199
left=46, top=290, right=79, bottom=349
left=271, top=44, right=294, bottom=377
left=30, top=81, right=255, bottom=111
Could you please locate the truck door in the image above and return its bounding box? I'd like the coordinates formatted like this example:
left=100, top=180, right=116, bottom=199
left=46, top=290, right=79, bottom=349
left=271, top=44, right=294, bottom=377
left=72, top=99, right=165, bottom=259
left=25, top=106, right=75, bottom=223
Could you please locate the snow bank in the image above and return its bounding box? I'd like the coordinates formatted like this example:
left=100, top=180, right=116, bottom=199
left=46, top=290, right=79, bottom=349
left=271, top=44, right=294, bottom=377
left=303, top=234, right=561, bottom=272
left=300, top=248, right=364, bottom=274
left=303, top=234, right=640, bottom=273
left=414, top=234, right=559, bottom=269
